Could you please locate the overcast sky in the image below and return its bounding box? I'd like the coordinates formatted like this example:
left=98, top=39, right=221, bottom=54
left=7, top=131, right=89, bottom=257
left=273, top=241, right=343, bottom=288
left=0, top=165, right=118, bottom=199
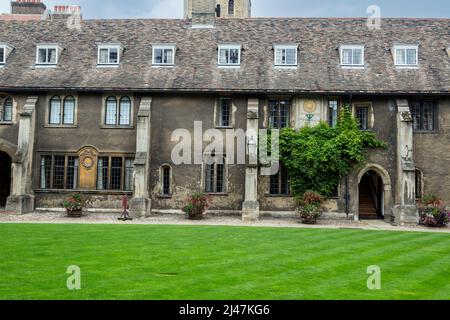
left=1, top=0, right=449, bottom=19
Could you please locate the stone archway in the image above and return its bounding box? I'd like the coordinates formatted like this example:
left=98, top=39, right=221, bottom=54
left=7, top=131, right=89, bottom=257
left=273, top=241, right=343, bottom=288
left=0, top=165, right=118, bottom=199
left=0, top=151, right=12, bottom=207
left=351, top=163, right=393, bottom=221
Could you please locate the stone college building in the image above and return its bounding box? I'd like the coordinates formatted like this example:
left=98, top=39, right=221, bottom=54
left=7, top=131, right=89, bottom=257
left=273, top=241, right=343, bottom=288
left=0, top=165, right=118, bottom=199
left=0, top=0, right=449, bottom=224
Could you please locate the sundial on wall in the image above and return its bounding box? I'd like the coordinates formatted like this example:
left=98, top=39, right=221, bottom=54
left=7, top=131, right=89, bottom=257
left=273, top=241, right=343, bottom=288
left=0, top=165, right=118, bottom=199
left=303, top=100, right=317, bottom=113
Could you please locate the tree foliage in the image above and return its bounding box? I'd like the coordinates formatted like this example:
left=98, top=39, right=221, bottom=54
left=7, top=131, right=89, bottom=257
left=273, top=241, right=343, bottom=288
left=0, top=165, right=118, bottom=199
left=278, top=106, right=386, bottom=197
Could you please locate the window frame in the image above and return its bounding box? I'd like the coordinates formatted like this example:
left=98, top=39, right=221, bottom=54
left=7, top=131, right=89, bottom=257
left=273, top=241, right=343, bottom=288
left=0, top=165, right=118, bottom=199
left=203, top=154, right=227, bottom=194
left=218, top=44, right=241, bottom=67
left=39, top=154, right=79, bottom=190
left=46, top=94, right=77, bottom=126
left=97, top=44, right=121, bottom=65
left=160, top=164, right=172, bottom=197
left=268, top=165, right=290, bottom=196
left=0, top=45, right=5, bottom=64
left=268, top=99, right=291, bottom=129
left=217, top=97, right=233, bottom=128
left=0, top=96, right=13, bottom=123
left=415, top=169, right=423, bottom=200
left=340, top=44, right=365, bottom=67
left=274, top=44, right=298, bottom=67
left=409, top=100, right=437, bottom=132
left=102, top=95, right=134, bottom=128
left=36, top=44, right=60, bottom=65
left=355, top=104, right=369, bottom=131
left=152, top=45, right=176, bottom=66
left=96, top=155, right=135, bottom=191
left=228, top=0, right=235, bottom=15
left=393, top=44, right=419, bottom=67
left=328, top=99, right=339, bottom=127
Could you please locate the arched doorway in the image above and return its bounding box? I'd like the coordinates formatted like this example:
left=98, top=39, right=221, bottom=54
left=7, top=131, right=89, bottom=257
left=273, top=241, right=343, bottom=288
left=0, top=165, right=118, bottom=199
left=359, top=170, right=384, bottom=219
left=0, top=151, right=12, bottom=207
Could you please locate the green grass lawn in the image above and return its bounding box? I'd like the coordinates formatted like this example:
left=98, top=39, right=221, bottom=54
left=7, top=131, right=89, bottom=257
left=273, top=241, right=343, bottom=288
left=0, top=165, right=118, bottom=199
left=0, top=223, right=449, bottom=300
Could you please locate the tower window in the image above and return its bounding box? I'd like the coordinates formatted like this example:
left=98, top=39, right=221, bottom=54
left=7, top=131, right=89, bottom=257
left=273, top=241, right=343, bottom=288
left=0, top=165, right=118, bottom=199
left=228, top=0, right=234, bottom=15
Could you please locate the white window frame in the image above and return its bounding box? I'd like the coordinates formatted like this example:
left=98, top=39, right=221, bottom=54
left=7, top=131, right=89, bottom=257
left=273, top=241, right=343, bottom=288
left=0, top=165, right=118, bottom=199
left=97, top=45, right=121, bottom=65
left=218, top=44, right=241, bottom=67
left=340, top=45, right=365, bottom=67
left=274, top=44, right=298, bottom=66
left=36, top=44, right=60, bottom=65
left=0, top=45, right=6, bottom=64
left=393, top=44, right=419, bottom=68
left=152, top=45, right=176, bottom=66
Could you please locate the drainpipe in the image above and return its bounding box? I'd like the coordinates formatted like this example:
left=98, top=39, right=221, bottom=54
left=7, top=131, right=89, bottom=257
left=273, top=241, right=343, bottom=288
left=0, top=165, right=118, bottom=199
left=345, top=175, right=350, bottom=219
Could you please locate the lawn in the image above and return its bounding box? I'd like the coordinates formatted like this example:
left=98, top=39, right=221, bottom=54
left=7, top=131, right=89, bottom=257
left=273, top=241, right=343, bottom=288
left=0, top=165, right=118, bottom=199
left=0, top=223, right=449, bottom=300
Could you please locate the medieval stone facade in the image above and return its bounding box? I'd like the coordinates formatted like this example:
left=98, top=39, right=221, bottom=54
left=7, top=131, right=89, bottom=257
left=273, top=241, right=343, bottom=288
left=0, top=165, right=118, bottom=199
left=0, top=0, right=449, bottom=225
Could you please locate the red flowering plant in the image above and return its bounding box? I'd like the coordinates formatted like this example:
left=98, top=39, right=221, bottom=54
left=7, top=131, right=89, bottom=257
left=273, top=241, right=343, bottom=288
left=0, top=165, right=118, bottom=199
left=63, top=194, right=83, bottom=215
left=418, top=194, right=449, bottom=228
left=295, top=190, right=325, bottom=223
left=182, top=192, right=211, bottom=220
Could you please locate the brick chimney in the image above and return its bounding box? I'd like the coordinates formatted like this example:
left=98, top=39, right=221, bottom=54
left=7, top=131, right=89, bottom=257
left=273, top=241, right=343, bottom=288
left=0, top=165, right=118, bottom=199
left=11, top=0, right=47, bottom=15
left=52, top=5, right=82, bottom=19
left=190, top=0, right=216, bottom=27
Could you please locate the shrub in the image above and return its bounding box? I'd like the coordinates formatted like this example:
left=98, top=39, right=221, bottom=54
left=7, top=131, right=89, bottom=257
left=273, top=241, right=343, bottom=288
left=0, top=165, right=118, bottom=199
left=418, top=194, right=449, bottom=228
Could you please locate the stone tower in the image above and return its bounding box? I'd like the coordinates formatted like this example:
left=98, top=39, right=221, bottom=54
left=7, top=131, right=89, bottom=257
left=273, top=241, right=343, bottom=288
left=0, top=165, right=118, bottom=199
left=184, top=0, right=251, bottom=19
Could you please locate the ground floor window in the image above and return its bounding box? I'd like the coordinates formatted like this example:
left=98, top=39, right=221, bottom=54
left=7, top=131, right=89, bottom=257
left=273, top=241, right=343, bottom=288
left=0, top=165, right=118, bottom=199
left=161, top=165, right=171, bottom=196
left=269, top=165, right=290, bottom=195
left=97, top=156, right=134, bottom=191
left=328, top=100, right=339, bottom=127
left=204, top=154, right=226, bottom=193
left=415, top=169, right=423, bottom=199
left=40, top=155, right=78, bottom=190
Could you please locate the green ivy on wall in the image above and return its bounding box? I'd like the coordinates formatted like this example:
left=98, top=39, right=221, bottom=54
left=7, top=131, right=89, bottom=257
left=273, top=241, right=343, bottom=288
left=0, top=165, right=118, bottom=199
left=278, top=106, right=387, bottom=197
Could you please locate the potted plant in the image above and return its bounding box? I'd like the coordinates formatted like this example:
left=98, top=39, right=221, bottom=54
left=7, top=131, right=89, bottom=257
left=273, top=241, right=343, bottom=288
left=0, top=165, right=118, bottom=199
left=295, top=190, right=325, bottom=224
left=63, top=194, right=83, bottom=218
left=182, top=192, right=211, bottom=220
left=418, top=194, right=449, bottom=228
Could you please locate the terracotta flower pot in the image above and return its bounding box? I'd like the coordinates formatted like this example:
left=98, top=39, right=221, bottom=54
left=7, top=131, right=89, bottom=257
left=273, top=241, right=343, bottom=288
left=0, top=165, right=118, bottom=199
left=67, top=209, right=82, bottom=218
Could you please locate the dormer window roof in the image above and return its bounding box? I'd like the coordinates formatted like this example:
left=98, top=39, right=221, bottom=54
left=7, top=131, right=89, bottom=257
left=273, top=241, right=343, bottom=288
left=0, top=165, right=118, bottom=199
left=36, top=44, right=62, bottom=66
left=97, top=44, right=122, bottom=66
left=152, top=44, right=176, bottom=66
left=0, top=43, right=14, bottom=65
left=393, top=44, right=419, bottom=68
left=218, top=44, right=241, bottom=67
left=274, top=44, right=298, bottom=66
left=340, top=44, right=364, bottom=68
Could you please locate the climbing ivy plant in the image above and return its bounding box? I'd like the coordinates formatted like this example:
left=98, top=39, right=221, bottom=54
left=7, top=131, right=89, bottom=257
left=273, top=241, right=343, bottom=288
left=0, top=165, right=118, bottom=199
left=277, top=106, right=387, bottom=197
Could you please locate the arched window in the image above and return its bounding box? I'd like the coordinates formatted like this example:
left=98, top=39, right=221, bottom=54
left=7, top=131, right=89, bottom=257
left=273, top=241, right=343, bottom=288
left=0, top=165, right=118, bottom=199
left=63, top=96, right=75, bottom=124
left=415, top=169, right=423, bottom=199
left=228, top=0, right=234, bottom=15
left=119, top=96, right=131, bottom=125
left=105, top=96, right=117, bottom=125
left=49, top=96, right=62, bottom=124
left=0, top=97, right=13, bottom=122
left=161, top=165, right=171, bottom=196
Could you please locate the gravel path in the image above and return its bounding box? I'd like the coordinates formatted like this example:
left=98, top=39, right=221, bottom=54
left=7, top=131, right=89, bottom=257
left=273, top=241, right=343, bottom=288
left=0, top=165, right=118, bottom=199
left=0, top=211, right=449, bottom=233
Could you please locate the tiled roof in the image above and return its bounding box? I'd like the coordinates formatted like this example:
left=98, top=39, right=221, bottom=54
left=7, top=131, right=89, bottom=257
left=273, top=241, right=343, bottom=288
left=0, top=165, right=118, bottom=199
left=0, top=18, right=449, bottom=93
left=0, top=14, right=42, bottom=21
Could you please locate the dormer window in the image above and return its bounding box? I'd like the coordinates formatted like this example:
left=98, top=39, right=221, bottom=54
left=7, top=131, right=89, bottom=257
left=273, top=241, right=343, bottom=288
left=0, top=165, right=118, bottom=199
left=274, top=44, right=298, bottom=66
left=36, top=45, right=60, bottom=65
left=340, top=45, right=364, bottom=67
left=394, top=45, right=418, bottom=67
left=0, top=46, right=5, bottom=64
left=152, top=45, right=176, bottom=66
left=98, top=45, right=121, bottom=65
left=218, top=44, right=241, bottom=67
